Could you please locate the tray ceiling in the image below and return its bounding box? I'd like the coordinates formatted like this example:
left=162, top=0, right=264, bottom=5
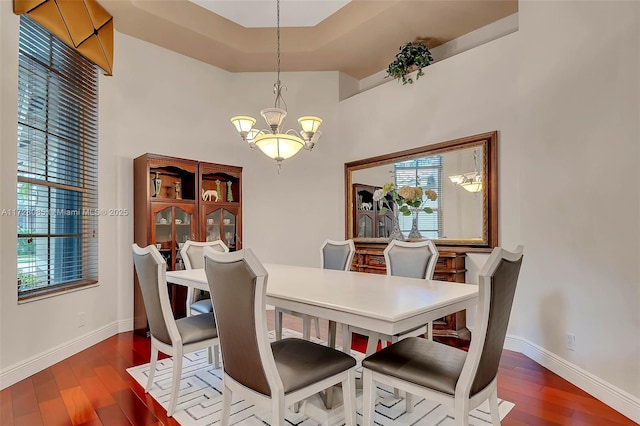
left=101, top=0, right=517, bottom=79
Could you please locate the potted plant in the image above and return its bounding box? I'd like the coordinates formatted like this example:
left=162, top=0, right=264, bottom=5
left=386, top=41, right=434, bottom=85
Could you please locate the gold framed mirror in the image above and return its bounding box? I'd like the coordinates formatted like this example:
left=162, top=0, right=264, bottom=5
left=344, top=131, right=498, bottom=252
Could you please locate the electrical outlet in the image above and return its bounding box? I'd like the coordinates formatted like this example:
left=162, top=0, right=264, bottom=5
left=78, top=312, right=86, bottom=328
left=567, top=333, right=576, bottom=351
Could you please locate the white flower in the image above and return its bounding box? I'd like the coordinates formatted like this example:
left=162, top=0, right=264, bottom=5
left=373, top=189, right=386, bottom=202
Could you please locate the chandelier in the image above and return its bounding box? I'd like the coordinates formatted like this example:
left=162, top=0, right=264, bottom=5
left=230, top=0, right=322, bottom=172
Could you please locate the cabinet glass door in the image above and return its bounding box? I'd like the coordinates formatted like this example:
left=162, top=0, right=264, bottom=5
left=204, top=208, right=238, bottom=250
left=205, top=208, right=222, bottom=242
left=222, top=209, right=236, bottom=250
left=175, top=207, right=193, bottom=246
left=357, top=215, right=373, bottom=238
left=154, top=207, right=172, bottom=265
left=378, top=215, right=392, bottom=238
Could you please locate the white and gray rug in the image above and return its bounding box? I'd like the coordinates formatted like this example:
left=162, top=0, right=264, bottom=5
left=127, top=329, right=514, bottom=425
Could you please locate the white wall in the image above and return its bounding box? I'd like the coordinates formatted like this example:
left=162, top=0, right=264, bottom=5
left=516, top=0, right=639, bottom=402
left=1, top=0, right=638, bottom=421
left=337, top=0, right=639, bottom=416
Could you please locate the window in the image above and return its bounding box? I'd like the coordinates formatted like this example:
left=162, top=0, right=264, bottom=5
left=394, top=156, right=442, bottom=238
left=16, top=16, right=99, bottom=299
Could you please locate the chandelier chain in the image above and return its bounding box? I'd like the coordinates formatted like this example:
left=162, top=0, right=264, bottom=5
left=273, top=0, right=287, bottom=110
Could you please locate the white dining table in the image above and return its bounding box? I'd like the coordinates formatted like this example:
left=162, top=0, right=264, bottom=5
left=165, top=263, right=478, bottom=353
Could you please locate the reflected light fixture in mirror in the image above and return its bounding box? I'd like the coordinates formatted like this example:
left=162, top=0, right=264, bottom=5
left=449, top=149, right=483, bottom=192
left=230, top=0, right=322, bottom=172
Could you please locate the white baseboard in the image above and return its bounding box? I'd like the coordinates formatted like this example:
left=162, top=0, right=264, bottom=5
left=0, top=321, right=122, bottom=390
left=504, top=335, right=640, bottom=424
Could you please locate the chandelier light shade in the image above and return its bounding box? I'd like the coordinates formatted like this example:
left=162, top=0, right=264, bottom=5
left=460, top=172, right=483, bottom=192
left=230, top=0, right=322, bottom=171
left=254, top=134, right=304, bottom=161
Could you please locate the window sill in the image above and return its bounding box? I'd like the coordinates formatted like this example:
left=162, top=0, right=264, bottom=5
left=18, top=281, right=99, bottom=304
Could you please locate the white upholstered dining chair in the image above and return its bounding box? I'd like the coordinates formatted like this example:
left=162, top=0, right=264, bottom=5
left=203, top=247, right=357, bottom=426
left=275, top=239, right=355, bottom=340
left=180, top=239, right=228, bottom=317
left=131, top=243, right=220, bottom=417
left=361, top=245, right=524, bottom=425
left=348, top=239, right=439, bottom=355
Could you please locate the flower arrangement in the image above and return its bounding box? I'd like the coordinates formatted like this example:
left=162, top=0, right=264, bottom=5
left=373, top=183, right=437, bottom=216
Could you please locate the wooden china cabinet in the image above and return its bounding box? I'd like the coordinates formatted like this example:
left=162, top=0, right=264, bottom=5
left=352, top=183, right=394, bottom=238
left=133, top=153, right=242, bottom=335
left=352, top=243, right=470, bottom=348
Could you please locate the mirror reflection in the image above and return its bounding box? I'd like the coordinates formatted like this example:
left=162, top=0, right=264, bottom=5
left=345, top=132, right=497, bottom=249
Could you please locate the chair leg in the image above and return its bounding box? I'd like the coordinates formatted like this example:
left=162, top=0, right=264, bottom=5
left=313, top=317, right=321, bottom=338
left=221, top=380, right=232, bottom=426
left=213, top=345, right=220, bottom=369
left=342, top=369, right=357, bottom=426
left=275, top=308, right=283, bottom=340
left=454, top=398, right=470, bottom=426
left=362, top=369, right=376, bottom=426
left=146, top=345, right=159, bottom=393
left=405, top=392, right=414, bottom=412
left=272, top=395, right=286, bottom=426
left=489, top=386, right=501, bottom=425
left=427, top=321, right=433, bottom=340
left=167, top=347, right=183, bottom=417
left=365, top=332, right=380, bottom=356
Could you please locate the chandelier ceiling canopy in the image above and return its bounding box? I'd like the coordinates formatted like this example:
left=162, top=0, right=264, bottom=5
left=230, top=0, right=322, bottom=172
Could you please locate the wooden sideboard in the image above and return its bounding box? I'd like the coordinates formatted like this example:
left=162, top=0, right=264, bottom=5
left=352, top=242, right=470, bottom=347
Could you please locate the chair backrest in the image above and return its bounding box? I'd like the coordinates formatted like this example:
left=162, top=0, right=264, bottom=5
left=203, top=248, right=282, bottom=397
left=320, top=239, right=355, bottom=271
left=131, top=244, right=179, bottom=345
left=181, top=240, right=229, bottom=269
left=458, top=246, right=524, bottom=398
left=383, top=239, right=439, bottom=279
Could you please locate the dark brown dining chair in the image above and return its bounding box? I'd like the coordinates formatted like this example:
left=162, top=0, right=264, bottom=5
left=131, top=243, right=220, bottom=417
left=361, top=245, right=524, bottom=425
left=203, top=247, right=357, bottom=426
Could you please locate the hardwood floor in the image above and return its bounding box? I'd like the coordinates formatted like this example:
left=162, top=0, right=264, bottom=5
left=1, top=313, right=636, bottom=426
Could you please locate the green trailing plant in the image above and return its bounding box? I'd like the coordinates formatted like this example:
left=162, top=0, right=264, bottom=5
left=386, top=42, right=434, bottom=85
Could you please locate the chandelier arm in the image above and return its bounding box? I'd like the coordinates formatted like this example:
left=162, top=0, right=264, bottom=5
left=284, top=129, right=301, bottom=137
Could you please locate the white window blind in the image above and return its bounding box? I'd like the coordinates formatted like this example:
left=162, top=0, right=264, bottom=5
left=17, top=16, right=99, bottom=298
left=394, top=157, right=442, bottom=239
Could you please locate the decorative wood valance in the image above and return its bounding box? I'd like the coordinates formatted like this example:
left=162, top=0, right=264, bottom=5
left=14, top=0, right=113, bottom=75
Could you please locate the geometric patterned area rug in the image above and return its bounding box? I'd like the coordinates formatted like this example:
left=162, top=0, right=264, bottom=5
left=126, top=329, right=514, bottom=426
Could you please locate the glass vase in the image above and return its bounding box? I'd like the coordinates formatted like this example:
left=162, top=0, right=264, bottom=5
left=408, top=209, right=422, bottom=240
left=389, top=212, right=405, bottom=241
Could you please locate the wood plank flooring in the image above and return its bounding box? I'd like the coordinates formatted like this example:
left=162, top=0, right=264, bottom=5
left=1, top=313, right=636, bottom=426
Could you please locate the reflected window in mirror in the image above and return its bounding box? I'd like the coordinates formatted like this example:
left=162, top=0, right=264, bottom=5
left=394, top=156, right=442, bottom=238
